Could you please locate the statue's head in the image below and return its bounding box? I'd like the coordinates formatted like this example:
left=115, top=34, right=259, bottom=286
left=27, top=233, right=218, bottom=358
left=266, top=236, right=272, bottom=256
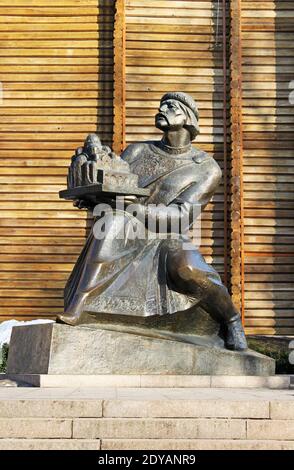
left=83, top=133, right=102, bottom=158
left=155, top=92, right=199, bottom=141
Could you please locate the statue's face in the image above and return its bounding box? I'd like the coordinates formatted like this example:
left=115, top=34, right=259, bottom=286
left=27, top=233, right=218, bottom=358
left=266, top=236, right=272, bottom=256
left=155, top=99, right=186, bottom=132
left=84, top=134, right=102, bottom=157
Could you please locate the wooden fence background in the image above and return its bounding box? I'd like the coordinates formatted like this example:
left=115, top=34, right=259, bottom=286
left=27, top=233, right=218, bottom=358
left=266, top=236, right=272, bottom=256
left=0, top=0, right=293, bottom=335
left=241, top=1, right=294, bottom=334
left=0, top=0, right=115, bottom=321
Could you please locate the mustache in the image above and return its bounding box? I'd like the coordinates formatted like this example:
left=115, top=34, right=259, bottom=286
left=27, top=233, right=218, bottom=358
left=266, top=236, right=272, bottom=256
left=156, top=112, right=168, bottom=120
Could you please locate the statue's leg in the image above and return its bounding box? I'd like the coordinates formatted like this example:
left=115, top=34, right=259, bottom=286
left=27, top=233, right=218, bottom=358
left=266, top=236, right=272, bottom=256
left=166, top=247, right=247, bottom=351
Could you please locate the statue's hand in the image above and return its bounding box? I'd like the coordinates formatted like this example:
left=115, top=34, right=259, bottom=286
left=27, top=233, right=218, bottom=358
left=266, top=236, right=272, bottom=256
left=106, top=195, right=140, bottom=210
left=123, top=195, right=139, bottom=206
left=94, top=195, right=142, bottom=213
left=73, top=199, right=91, bottom=210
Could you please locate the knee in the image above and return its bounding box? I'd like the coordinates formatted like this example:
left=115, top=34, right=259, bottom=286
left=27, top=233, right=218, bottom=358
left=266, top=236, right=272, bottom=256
left=166, top=251, right=207, bottom=288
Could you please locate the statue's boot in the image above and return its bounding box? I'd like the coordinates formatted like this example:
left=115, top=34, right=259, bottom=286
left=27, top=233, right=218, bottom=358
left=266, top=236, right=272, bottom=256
left=200, top=295, right=248, bottom=352
left=57, top=311, right=88, bottom=326
left=57, top=292, right=90, bottom=326
left=200, top=289, right=248, bottom=351
left=224, top=316, right=248, bottom=351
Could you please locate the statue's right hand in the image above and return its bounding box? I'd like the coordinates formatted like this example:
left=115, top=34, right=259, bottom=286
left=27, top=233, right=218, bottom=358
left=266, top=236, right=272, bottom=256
left=73, top=199, right=91, bottom=210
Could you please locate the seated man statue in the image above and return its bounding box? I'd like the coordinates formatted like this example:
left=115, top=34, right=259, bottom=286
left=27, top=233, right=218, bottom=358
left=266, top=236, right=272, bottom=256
left=58, top=91, right=247, bottom=352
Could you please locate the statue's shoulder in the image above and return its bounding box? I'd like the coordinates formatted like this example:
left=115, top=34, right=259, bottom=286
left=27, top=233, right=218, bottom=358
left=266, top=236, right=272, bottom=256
left=121, top=141, right=154, bottom=164
left=192, top=149, right=222, bottom=180
left=192, top=149, right=221, bottom=172
left=192, top=149, right=212, bottom=164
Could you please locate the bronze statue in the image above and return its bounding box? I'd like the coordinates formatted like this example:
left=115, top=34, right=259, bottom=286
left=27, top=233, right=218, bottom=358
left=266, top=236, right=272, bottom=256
left=58, top=92, right=247, bottom=352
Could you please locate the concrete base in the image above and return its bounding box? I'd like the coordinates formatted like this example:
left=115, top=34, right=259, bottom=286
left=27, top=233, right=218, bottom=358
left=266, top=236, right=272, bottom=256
left=4, top=374, right=292, bottom=389
left=7, top=323, right=275, bottom=376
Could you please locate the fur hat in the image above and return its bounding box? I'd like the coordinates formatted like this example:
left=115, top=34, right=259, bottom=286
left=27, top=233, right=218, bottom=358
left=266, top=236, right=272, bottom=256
left=160, top=92, right=199, bottom=120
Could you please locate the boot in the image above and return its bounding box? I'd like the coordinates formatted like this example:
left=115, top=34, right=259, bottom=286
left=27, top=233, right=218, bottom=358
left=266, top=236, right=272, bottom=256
left=225, top=316, right=248, bottom=351
left=56, top=292, right=89, bottom=326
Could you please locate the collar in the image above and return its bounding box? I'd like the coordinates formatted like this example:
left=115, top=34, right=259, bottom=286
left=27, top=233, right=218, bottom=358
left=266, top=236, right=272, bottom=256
left=157, top=139, right=192, bottom=156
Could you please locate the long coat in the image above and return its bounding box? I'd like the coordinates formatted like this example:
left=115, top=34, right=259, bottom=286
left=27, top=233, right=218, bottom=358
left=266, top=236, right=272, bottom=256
left=64, top=141, right=223, bottom=318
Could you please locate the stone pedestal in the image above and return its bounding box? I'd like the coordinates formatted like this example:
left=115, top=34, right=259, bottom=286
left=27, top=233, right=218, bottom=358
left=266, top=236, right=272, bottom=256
left=6, top=323, right=275, bottom=377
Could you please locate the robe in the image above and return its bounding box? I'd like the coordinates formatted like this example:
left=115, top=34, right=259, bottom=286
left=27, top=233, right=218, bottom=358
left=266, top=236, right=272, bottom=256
left=64, top=141, right=223, bottom=318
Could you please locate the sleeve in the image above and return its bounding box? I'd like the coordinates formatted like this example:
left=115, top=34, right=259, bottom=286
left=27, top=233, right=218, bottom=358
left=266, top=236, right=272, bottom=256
left=137, top=158, right=222, bottom=233
left=120, top=143, right=142, bottom=164
left=175, top=158, right=222, bottom=208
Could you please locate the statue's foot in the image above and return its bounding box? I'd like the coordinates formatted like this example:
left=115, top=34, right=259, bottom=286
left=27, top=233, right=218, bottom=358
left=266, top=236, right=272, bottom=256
left=56, top=311, right=87, bottom=326
left=225, top=317, right=248, bottom=351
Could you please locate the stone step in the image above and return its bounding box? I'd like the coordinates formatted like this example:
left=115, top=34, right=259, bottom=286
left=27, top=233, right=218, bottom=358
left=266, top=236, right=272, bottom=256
left=1, top=398, right=293, bottom=420
left=0, top=390, right=293, bottom=449
left=5, top=373, right=293, bottom=389
left=1, top=416, right=293, bottom=440
left=1, top=438, right=294, bottom=451
left=0, top=400, right=102, bottom=418
left=0, top=439, right=100, bottom=450
left=0, top=418, right=72, bottom=439
left=73, top=417, right=294, bottom=440
left=102, top=439, right=294, bottom=450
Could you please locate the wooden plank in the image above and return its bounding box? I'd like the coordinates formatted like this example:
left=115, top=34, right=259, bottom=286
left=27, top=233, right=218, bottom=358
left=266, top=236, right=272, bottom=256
left=0, top=16, right=112, bottom=24
left=0, top=1, right=102, bottom=5
left=126, top=1, right=217, bottom=10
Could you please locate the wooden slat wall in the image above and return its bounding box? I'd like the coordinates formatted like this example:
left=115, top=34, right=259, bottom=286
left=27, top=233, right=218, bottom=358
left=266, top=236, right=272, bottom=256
left=241, top=0, right=294, bottom=335
left=125, top=0, right=229, bottom=276
left=0, top=0, right=115, bottom=321
left=1, top=0, right=293, bottom=335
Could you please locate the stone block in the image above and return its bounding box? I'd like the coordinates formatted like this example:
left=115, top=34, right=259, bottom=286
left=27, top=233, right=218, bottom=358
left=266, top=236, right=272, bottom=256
left=5, top=374, right=142, bottom=388
left=247, top=419, right=294, bottom=440
left=73, top=418, right=246, bottom=440
left=7, top=323, right=275, bottom=376
left=0, top=400, right=102, bottom=418
left=0, top=418, right=72, bottom=439
left=101, top=439, right=294, bottom=450
left=211, top=375, right=290, bottom=389
left=270, top=401, right=294, bottom=420
left=103, top=399, right=270, bottom=419
left=140, top=375, right=211, bottom=388
left=0, top=439, right=100, bottom=450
